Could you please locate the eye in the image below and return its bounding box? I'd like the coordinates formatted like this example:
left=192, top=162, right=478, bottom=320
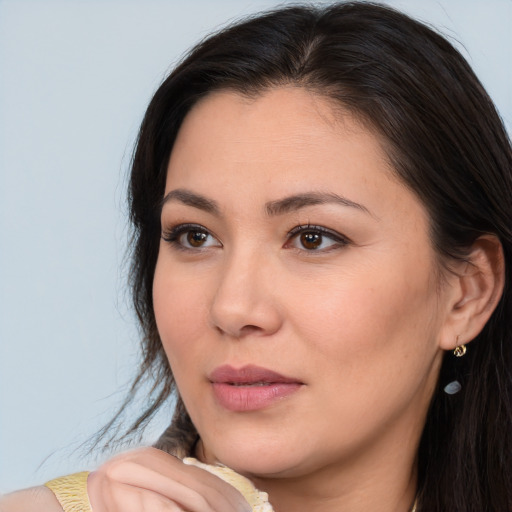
left=162, top=223, right=222, bottom=250
left=286, top=225, right=350, bottom=252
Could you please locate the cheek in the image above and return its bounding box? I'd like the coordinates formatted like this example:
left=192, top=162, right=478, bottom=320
left=284, top=253, right=440, bottom=374
left=153, top=257, right=209, bottom=369
left=280, top=265, right=441, bottom=449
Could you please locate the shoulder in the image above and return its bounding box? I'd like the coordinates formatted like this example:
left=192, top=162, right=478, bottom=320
left=0, top=486, right=63, bottom=512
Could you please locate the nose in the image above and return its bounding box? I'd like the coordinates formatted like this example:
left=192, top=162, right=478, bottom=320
left=209, top=250, right=283, bottom=339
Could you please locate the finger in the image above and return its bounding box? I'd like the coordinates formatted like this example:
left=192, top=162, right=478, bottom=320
left=110, top=449, right=251, bottom=512
left=105, top=461, right=247, bottom=512
left=105, top=481, right=190, bottom=512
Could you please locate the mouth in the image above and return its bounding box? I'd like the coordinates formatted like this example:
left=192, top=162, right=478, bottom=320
left=228, top=382, right=276, bottom=387
left=209, top=364, right=301, bottom=384
left=208, top=365, right=303, bottom=412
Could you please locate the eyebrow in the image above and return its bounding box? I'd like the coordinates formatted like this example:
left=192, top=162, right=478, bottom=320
left=161, top=188, right=372, bottom=217
left=265, top=192, right=372, bottom=217
left=161, top=189, right=220, bottom=215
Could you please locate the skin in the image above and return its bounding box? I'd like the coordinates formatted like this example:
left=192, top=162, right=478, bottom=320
left=2, top=87, right=503, bottom=512
left=152, top=87, right=460, bottom=511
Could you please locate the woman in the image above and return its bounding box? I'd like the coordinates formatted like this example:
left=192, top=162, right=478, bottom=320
left=2, top=2, right=511, bottom=511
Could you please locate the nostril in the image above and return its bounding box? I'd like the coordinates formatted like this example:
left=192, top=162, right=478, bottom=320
left=239, top=325, right=263, bottom=335
left=216, top=324, right=263, bottom=337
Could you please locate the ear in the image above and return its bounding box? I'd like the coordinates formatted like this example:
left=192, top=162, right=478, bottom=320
left=438, top=235, right=505, bottom=351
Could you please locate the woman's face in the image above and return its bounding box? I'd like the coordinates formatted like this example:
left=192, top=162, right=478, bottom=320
left=153, top=88, right=453, bottom=478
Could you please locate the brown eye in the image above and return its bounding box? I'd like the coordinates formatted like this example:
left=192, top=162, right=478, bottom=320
left=162, top=223, right=222, bottom=250
left=300, top=232, right=322, bottom=250
left=186, top=230, right=209, bottom=247
left=287, top=225, right=349, bottom=252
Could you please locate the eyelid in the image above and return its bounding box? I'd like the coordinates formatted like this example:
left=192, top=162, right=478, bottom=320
left=161, top=223, right=222, bottom=249
left=286, top=224, right=351, bottom=249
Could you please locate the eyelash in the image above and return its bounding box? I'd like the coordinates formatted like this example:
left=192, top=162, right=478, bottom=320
left=162, top=223, right=221, bottom=251
left=161, top=223, right=351, bottom=252
left=286, top=224, right=351, bottom=252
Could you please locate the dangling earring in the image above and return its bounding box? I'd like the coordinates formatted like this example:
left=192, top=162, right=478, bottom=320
left=444, top=380, right=462, bottom=395
left=444, top=337, right=466, bottom=395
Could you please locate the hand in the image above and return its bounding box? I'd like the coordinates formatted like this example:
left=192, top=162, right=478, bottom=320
left=87, top=447, right=252, bottom=512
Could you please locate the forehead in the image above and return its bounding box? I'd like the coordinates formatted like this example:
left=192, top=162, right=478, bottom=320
left=166, top=87, right=394, bottom=193
left=175, top=87, right=373, bottom=146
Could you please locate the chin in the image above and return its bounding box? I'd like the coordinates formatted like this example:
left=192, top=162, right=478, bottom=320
left=207, top=432, right=310, bottom=477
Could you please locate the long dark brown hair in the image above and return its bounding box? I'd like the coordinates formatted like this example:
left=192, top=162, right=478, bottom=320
left=100, top=2, right=512, bottom=510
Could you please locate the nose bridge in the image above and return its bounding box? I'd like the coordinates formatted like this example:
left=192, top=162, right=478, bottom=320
left=209, top=243, right=281, bottom=337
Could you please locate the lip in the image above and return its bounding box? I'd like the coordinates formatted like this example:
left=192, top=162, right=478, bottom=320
left=208, top=365, right=303, bottom=412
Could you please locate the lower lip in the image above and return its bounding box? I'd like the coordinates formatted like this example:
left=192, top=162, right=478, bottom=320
left=211, top=382, right=302, bottom=412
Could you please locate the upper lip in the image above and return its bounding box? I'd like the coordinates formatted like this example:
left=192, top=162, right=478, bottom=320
left=209, top=364, right=302, bottom=384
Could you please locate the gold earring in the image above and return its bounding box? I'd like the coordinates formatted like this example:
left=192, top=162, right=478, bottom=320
left=453, top=341, right=466, bottom=357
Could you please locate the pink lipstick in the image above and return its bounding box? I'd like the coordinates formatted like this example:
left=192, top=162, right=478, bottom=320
left=208, top=365, right=303, bottom=412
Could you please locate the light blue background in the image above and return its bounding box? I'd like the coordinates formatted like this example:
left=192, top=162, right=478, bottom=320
left=1, top=0, right=511, bottom=492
